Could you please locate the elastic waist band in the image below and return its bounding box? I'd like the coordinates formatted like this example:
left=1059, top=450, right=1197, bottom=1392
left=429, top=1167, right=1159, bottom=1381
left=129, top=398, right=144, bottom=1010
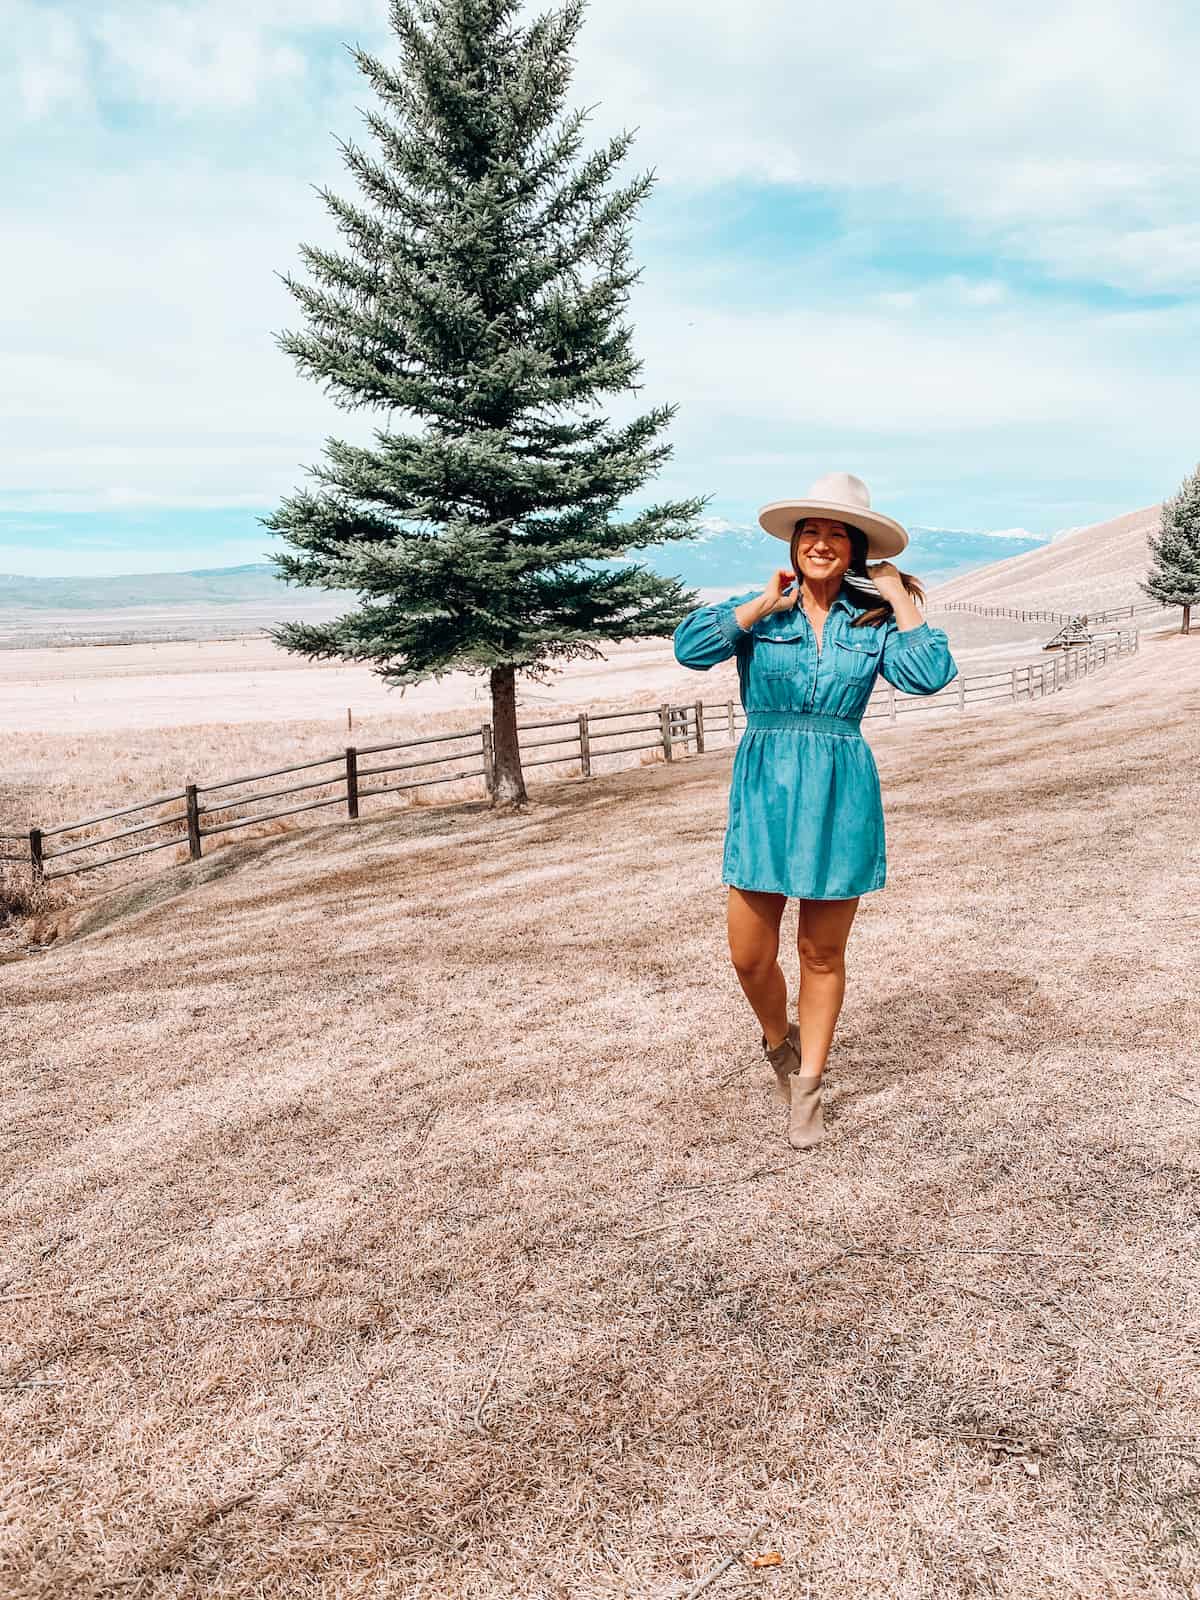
left=743, top=710, right=862, bottom=736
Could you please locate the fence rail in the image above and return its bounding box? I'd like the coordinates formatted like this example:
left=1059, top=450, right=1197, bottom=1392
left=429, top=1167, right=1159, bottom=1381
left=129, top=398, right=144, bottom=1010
left=937, top=599, right=1169, bottom=626
left=1, top=629, right=1138, bottom=889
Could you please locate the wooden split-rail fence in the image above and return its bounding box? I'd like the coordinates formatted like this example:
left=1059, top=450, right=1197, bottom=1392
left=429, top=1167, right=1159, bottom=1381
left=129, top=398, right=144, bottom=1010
left=937, top=599, right=1169, bottom=626
left=0, top=628, right=1138, bottom=888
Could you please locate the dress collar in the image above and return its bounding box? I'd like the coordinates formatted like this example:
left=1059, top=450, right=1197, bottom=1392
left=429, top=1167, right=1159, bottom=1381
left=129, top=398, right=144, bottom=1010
left=792, top=585, right=857, bottom=616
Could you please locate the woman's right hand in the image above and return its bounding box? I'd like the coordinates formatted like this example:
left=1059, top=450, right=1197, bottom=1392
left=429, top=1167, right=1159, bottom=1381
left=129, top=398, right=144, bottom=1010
left=759, top=569, right=800, bottom=615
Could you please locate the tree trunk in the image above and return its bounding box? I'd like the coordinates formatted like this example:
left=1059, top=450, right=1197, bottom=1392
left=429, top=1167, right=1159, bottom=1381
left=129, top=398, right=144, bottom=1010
left=1183, top=603, right=1192, bottom=636
left=489, top=662, right=529, bottom=808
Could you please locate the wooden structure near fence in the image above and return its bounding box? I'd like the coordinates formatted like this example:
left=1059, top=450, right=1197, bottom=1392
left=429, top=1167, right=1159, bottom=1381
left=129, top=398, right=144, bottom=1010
left=0, top=628, right=1138, bottom=887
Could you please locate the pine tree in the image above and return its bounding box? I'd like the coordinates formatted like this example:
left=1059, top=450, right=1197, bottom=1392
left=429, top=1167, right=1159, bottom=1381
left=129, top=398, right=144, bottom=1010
left=264, top=0, right=708, bottom=806
left=1142, top=464, right=1200, bottom=635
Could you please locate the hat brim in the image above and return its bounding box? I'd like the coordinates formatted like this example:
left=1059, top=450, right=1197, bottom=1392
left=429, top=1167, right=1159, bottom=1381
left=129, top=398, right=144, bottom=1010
left=757, top=498, right=909, bottom=559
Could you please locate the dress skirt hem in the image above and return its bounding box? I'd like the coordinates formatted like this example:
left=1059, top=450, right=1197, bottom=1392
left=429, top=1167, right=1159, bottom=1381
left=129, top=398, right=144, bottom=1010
left=720, top=874, right=885, bottom=902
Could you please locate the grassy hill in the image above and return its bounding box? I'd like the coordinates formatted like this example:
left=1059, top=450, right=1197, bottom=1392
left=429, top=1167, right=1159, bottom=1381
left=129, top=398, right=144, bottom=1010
left=3, top=627, right=1198, bottom=1598
left=930, top=505, right=1161, bottom=614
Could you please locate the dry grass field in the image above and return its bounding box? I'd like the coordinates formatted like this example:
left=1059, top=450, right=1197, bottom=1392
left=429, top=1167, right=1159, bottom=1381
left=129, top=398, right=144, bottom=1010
left=2, top=619, right=1198, bottom=1598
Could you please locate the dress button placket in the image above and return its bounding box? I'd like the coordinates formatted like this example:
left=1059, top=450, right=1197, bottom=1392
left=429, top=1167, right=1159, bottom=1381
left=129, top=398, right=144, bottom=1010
left=802, top=606, right=820, bottom=712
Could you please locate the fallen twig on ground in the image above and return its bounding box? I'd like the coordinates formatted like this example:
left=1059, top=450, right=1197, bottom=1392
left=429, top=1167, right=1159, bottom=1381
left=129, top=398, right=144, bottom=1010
left=681, top=1520, right=773, bottom=1599
left=468, top=1331, right=515, bottom=1431
left=667, top=1160, right=809, bottom=1196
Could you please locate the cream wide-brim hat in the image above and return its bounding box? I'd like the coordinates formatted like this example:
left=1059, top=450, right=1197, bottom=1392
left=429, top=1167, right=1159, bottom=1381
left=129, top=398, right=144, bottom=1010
left=757, top=471, right=909, bottom=559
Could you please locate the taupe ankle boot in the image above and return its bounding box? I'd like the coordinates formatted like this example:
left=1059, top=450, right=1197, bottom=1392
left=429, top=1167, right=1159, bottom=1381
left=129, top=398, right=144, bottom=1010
left=761, top=1022, right=801, bottom=1106
left=786, top=1068, right=826, bottom=1150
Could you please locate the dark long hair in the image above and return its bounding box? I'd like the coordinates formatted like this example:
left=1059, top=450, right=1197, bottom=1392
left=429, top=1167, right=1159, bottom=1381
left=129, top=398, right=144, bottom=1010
left=789, top=520, right=926, bottom=629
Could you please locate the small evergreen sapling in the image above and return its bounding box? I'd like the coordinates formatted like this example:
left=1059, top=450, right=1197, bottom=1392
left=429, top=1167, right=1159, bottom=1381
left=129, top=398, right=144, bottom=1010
left=1142, top=464, right=1200, bottom=635
left=264, top=0, right=709, bottom=805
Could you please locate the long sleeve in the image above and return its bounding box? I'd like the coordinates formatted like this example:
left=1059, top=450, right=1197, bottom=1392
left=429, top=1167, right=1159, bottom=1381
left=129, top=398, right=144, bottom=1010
left=878, top=617, right=958, bottom=695
left=673, top=588, right=760, bottom=671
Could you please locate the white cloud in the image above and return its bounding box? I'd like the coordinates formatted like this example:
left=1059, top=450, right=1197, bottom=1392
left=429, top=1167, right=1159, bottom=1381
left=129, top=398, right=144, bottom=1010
left=93, top=10, right=308, bottom=111
left=950, top=278, right=1010, bottom=308
left=5, top=1, right=380, bottom=120
left=13, top=7, right=90, bottom=118
left=0, top=489, right=277, bottom=514
left=565, top=0, right=1200, bottom=293
left=10, top=2, right=1199, bottom=289
left=873, top=278, right=1011, bottom=314
left=629, top=287, right=1199, bottom=435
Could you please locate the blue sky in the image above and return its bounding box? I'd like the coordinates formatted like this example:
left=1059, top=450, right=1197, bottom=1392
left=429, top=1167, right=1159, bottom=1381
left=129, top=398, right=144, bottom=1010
left=4, top=0, right=1198, bottom=576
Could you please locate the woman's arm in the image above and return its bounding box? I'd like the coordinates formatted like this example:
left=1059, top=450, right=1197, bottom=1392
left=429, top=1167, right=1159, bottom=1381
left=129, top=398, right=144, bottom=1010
left=878, top=616, right=958, bottom=695
left=867, top=562, right=957, bottom=695
left=674, top=569, right=799, bottom=671
left=886, top=585, right=926, bottom=633
left=673, top=587, right=768, bottom=671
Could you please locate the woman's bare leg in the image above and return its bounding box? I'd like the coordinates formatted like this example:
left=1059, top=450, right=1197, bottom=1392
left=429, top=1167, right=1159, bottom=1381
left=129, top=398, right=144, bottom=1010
left=794, top=896, right=860, bottom=1079
left=726, top=886, right=789, bottom=1048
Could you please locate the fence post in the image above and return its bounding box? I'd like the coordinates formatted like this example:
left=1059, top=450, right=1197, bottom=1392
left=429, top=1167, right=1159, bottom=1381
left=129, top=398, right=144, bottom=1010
left=345, top=747, right=359, bottom=819
left=578, top=712, right=591, bottom=779
left=184, top=784, right=202, bottom=861
left=889, top=682, right=897, bottom=722
left=1011, top=667, right=1017, bottom=702
left=29, top=827, right=43, bottom=882
left=727, top=701, right=735, bottom=740
left=957, top=674, right=965, bottom=713
left=481, top=722, right=496, bottom=797
left=694, top=700, right=705, bottom=754
left=659, top=704, right=674, bottom=762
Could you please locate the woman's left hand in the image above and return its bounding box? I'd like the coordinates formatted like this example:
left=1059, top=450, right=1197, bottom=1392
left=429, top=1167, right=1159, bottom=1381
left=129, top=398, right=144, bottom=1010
left=866, top=560, right=905, bottom=596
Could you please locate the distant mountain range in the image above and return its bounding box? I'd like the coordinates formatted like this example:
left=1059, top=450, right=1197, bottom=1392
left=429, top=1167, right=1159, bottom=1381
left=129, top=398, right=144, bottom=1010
left=612, top=521, right=1048, bottom=593
left=0, top=565, right=332, bottom=610
left=0, top=525, right=1049, bottom=611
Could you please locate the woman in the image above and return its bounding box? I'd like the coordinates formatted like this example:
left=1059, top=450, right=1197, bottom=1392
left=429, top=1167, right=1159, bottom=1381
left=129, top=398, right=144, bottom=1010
left=672, top=472, right=957, bottom=1151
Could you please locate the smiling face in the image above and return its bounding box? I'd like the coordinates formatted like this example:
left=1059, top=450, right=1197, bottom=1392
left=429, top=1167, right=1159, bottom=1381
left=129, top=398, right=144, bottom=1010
left=791, top=517, right=853, bottom=586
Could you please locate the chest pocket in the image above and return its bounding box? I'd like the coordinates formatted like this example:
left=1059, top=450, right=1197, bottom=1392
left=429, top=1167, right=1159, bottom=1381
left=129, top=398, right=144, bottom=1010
left=830, top=630, right=883, bottom=681
left=750, top=620, right=808, bottom=676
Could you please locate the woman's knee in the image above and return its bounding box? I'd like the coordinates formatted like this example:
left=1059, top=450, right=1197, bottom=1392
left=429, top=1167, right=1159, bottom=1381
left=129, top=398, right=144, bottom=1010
left=729, top=942, right=779, bottom=981
left=797, top=937, right=845, bottom=976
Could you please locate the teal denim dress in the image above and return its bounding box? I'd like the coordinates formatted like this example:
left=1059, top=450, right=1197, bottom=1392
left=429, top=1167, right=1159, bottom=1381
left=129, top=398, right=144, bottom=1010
left=672, top=585, right=958, bottom=900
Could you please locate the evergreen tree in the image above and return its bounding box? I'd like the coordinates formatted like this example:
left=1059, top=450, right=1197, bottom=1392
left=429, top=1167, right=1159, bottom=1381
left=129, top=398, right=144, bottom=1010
left=264, top=0, right=708, bottom=806
left=1142, top=464, right=1200, bottom=635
